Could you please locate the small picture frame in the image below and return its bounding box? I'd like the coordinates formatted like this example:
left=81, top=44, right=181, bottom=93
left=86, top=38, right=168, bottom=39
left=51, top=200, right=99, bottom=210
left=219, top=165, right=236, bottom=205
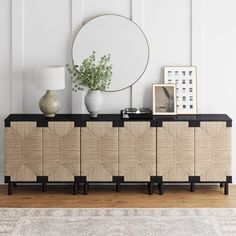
left=164, top=66, right=198, bottom=114
left=153, top=84, right=176, bottom=115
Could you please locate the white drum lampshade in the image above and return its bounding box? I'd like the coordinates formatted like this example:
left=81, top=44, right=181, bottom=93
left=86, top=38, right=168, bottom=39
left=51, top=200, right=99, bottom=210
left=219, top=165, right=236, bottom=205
left=36, top=66, right=65, bottom=90
left=35, top=66, right=65, bottom=117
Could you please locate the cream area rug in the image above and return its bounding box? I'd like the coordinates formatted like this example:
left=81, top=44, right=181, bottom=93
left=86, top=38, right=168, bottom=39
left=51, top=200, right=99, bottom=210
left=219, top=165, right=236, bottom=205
left=1, top=208, right=236, bottom=236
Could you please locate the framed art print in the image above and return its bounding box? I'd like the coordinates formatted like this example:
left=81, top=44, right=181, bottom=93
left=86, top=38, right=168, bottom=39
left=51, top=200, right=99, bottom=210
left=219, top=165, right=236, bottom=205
left=153, top=84, right=176, bottom=115
left=164, top=66, right=198, bottom=114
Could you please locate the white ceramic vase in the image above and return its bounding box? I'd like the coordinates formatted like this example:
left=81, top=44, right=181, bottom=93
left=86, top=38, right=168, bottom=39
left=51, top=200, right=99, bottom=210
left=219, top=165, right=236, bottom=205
left=85, top=90, right=103, bottom=118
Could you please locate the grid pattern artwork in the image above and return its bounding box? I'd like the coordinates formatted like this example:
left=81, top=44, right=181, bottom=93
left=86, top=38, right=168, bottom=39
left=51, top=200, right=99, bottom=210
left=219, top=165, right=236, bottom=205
left=164, top=66, right=197, bottom=114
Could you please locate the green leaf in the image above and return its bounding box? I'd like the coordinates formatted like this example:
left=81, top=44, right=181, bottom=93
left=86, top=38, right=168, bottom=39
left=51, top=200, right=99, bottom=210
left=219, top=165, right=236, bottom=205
left=66, top=51, right=113, bottom=92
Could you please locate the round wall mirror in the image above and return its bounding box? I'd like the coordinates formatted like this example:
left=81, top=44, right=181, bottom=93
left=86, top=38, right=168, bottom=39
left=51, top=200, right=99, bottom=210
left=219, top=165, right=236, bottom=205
left=72, top=15, right=149, bottom=92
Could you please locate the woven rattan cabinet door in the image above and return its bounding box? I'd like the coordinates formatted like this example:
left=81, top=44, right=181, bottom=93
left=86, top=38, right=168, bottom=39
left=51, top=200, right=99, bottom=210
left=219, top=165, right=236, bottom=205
left=157, top=122, right=194, bottom=181
left=119, top=122, right=156, bottom=181
left=81, top=122, right=118, bottom=181
left=195, top=122, right=231, bottom=181
left=5, top=122, right=42, bottom=181
left=43, top=122, right=80, bottom=181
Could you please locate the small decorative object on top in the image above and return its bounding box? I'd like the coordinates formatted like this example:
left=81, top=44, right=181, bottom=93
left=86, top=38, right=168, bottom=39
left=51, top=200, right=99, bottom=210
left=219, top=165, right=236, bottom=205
left=67, top=51, right=112, bottom=117
left=164, top=66, right=197, bottom=114
left=153, top=84, right=176, bottom=115
left=121, top=108, right=152, bottom=119
left=36, top=66, right=65, bottom=117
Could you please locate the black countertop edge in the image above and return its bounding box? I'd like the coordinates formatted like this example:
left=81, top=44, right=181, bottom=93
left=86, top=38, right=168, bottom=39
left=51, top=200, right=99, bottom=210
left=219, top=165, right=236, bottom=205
left=4, top=113, right=232, bottom=121
left=4, top=114, right=232, bottom=128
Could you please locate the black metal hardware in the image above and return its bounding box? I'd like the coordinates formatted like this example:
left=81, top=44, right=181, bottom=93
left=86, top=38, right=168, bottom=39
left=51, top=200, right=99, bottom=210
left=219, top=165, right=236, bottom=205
left=156, top=176, right=163, bottom=183
left=37, top=176, right=48, bottom=183
left=83, top=182, right=88, bottom=195
left=190, top=183, right=195, bottom=192
left=113, top=176, right=124, bottom=192
left=224, top=183, right=229, bottom=195
left=4, top=175, right=232, bottom=196
left=148, top=182, right=153, bottom=195
left=158, top=183, right=164, bottom=195
left=188, top=176, right=200, bottom=183
left=73, top=182, right=78, bottom=195
left=41, top=183, right=47, bottom=192
left=5, top=176, right=11, bottom=183
left=8, top=182, right=13, bottom=195
left=188, top=121, right=196, bottom=127
left=226, top=176, right=232, bottom=183
left=74, top=176, right=86, bottom=183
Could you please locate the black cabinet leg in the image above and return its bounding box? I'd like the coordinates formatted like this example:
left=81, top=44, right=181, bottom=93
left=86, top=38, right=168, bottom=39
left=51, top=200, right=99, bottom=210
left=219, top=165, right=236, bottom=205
left=8, top=182, right=13, bottom=195
left=224, top=183, right=229, bottom=195
left=159, top=183, right=164, bottom=195
left=190, top=183, right=195, bottom=192
left=42, top=183, right=47, bottom=192
left=73, top=182, right=78, bottom=195
left=116, top=182, right=121, bottom=192
left=148, top=182, right=153, bottom=195
left=220, top=183, right=224, bottom=188
left=84, top=182, right=88, bottom=195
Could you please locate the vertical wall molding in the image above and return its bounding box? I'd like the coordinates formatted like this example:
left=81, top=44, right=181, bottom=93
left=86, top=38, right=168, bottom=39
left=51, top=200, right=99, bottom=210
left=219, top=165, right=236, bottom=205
left=191, top=0, right=203, bottom=66
left=71, top=0, right=85, bottom=113
left=191, top=0, right=204, bottom=113
left=71, top=0, right=84, bottom=31
left=131, top=0, right=144, bottom=108
left=131, top=0, right=144, bottom=28
left=11, top=0, right=24, bottom=113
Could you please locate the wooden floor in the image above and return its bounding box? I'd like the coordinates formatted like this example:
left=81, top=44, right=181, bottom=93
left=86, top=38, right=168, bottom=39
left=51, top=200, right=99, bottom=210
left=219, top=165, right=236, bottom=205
left=0, top=184, right=235, bottom=208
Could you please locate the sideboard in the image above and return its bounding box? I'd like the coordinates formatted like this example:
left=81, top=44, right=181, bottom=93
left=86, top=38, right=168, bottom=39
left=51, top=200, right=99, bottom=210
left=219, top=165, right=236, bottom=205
left=4, top=114, right=232, bottom=195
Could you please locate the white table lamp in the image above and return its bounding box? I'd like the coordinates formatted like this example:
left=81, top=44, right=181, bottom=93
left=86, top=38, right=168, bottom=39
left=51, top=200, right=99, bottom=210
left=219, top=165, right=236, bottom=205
left=36, top=66, right=65, bottom=117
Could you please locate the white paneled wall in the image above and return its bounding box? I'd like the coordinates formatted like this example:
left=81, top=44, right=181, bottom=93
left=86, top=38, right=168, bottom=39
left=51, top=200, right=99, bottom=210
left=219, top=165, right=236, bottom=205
left=0, top=0, right=11, bottom=182
left=141, top=0, right=191, bottom=108
left=199, top=0, right=236, bottom=182
left=0, top=0, right=236, bottom=182
left=23, top=0, right=72, bottom=113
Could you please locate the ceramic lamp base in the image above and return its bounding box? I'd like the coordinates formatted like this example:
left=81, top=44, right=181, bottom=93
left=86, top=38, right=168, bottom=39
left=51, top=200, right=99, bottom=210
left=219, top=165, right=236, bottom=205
left=39, top=90, right=60, bottom=117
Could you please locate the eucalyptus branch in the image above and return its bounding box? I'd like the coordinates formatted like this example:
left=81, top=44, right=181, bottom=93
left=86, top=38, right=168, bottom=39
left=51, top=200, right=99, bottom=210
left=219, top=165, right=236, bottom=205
left=66, top=51, right=112, bottom=91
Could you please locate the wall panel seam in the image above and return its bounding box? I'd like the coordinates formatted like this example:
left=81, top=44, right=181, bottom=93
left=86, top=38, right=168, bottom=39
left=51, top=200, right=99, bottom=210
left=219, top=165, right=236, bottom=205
left=130, top=0, right=144, bottom=108
left=11, top=0, right=24, bottom=113
left=71, top=0, right=85, bottom=114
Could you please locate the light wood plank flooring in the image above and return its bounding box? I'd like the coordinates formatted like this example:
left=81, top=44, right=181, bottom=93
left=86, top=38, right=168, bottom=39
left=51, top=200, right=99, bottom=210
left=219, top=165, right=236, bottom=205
left=0, top=184, right=235, bottom=208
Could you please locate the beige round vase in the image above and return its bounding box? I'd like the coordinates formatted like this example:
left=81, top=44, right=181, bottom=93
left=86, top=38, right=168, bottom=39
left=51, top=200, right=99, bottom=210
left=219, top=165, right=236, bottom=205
left=39, top=90, right=60, bottom=117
